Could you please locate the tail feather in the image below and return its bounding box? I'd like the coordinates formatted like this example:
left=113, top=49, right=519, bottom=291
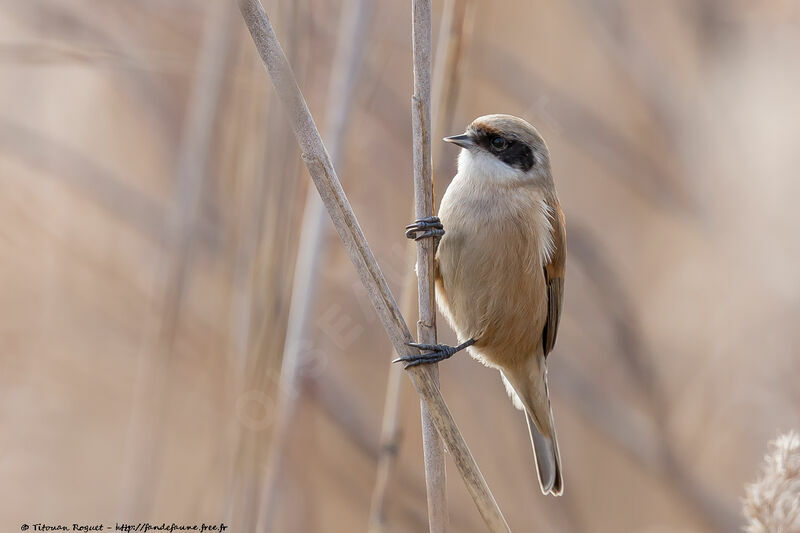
left=502, top=359, right=563, bottom=496
left=526, top=411, right=563, bottom=495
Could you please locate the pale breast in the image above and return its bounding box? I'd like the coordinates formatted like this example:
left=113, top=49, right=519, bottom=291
left=436, top=177, right=553, bottom=367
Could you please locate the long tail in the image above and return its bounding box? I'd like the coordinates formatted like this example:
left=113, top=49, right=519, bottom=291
left=502, top=355, right=563, bottom=496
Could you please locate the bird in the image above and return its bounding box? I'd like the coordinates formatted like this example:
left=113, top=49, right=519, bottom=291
left=396, top=114, right=566, bottom=496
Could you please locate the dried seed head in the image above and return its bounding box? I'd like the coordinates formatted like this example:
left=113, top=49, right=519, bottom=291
left=743, top=431, right=800, bottom=533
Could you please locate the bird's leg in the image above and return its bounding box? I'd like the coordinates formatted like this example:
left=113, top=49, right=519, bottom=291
left=405, top=215, right=444, bottom=242
left=393, top=338, right=476, bottom=369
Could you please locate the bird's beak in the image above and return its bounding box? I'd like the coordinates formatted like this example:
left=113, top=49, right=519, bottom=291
left=443, top=133, right=474, bottom=149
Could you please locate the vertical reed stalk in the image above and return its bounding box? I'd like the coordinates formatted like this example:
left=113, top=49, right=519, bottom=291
left=368, top=2, right=473, bottom=530
left=255, top=0, right=372, bottom=529
left=120, top=1, right=235, bottom=517
left=367, top=347, right=407, bottom=533
left=410, top=1, right=448, bottom=531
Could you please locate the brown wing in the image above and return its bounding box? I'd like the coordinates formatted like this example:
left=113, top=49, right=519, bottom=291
left=542, top=199, right=566, bottom=357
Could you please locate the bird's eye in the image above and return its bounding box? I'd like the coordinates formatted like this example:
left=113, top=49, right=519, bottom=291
left=491, top=136, right=508, bottom=151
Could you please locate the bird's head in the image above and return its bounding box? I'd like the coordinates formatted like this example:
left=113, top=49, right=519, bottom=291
left=444, top=114, right=551, bottom=184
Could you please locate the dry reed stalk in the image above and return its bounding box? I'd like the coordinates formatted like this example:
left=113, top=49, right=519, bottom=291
left=367, top=345, right=407, bottom=533
left=410, top=1, right=448, bottom=531
left=255, top=0, right=372, bottom=528
left=221, top=17, right=287, bottom=528
left=237, top=1, right=510, bottom=530
left=368, top=3, right=473, bottom=530
left=119, top=1, right=236, bottom=517
left=224, top=1, right=312, bottom=529
left=229, top=0, right=308, bottom=393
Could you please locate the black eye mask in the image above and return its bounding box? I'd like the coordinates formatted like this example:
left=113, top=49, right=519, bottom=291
left=495, top=139, right=534, bottom=172
left=471, top=130, right=535, bottom=172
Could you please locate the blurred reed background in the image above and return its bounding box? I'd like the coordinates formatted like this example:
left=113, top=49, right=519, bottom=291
left=1, top=0, right=799, bottom=532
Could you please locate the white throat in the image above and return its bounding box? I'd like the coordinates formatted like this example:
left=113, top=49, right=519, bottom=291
left=457, top=148, right=526, bottom=185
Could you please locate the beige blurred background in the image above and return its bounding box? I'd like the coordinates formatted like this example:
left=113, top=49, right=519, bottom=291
left=1, top=0, right=799, bottom=532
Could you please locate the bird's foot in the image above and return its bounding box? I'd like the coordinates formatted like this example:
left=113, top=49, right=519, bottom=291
left=405, top=215, right=444, bottom=241
left=393, top=339, right=476, bottom=369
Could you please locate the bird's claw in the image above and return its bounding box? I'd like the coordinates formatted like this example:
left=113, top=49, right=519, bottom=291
left=405, top=216, right=444, bottom=241
left=392, top=339, right=475, bottom=369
